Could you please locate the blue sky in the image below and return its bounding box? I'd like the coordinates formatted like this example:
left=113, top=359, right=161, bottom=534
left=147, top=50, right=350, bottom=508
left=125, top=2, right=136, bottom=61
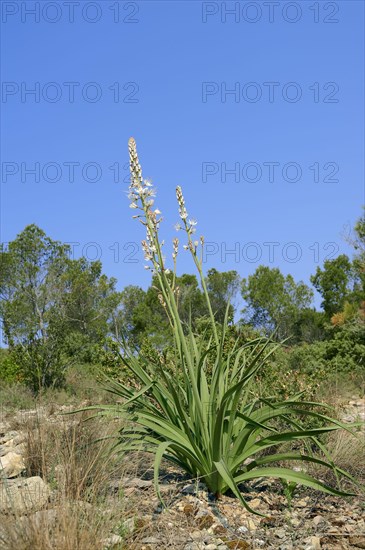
left=1, top=0, right=364, bottom=310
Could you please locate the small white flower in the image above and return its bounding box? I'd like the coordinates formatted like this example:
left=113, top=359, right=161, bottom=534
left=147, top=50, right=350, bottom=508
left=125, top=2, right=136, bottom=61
left=144, top=265, right=150, bottom=270
left=154, top=209, right=161, bottom=215
left=174, top=223, right=181, bottom=231
left=183, top=245, right=189, bottom=250
left=188, top=219, right=197, bottom=226
left=129, top=202, right=138, bottom=209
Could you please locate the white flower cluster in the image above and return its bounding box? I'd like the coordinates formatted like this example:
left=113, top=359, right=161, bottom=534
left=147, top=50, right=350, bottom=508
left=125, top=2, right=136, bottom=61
left=128, top=139, right=203, bottom=275
left=128, top=137, right=164, bottom=272
left=175, top=186, right=198, bottom=235
left=176, top=186, right=188, bottom=220
left=172, top=237, right=179, bottom=261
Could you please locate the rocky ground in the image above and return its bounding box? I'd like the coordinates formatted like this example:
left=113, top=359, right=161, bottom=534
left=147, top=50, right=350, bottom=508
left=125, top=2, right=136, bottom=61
left=0, top=398, right=364, bottom=550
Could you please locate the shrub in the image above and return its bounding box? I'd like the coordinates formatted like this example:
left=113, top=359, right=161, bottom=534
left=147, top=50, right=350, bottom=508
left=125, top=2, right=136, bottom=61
left=93, top=138, right=360, bottom=513
left=0, top=350, right=22, bottom=383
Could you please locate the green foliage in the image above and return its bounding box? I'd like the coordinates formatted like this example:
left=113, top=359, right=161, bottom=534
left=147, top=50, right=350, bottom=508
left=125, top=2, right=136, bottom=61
left=91, top=338, right=127, bottom=381
left=112, top=271, right=239, bottom=349
left=92, top=138, right=360, bottom=512
left=310, top=255, right=356, bottom=318
left=112, top=285, right=150, bottom=347
left=206, top=268, right=240, bottom=324
left=0, top=226, right=122, bottom=392
left=287, top=312, right=365, bottom=378
left=0, top=349, right=22, bottom=383
left=62, top=257, right=121, bottom=350
left=324, top=316, right=365, bottom=373
left=347, top=207, right=365, bottom=298
left=0, top=225, right=71, bottom=391
left=103, top=328, right=358, bottom=510
left=281, top=479, right=298, bottom=510
left=253, top=346, right=327, bottom=401
left=241, top=266, right=314, bottom=341
left=291, top=308, right=326, bottom=344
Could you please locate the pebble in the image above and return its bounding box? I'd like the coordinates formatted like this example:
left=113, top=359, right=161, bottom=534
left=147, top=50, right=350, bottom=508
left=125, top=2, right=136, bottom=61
left=182, top=483, right=206, bottom=495
left=312, top=515, right=324, bottom=527
left=141, top=536, right=161, bottom=544
left=103, top=534, right=124, bottom=548
left=275, top=529, right=287, bottom=539
left=303, top=536, right=321, bottom=550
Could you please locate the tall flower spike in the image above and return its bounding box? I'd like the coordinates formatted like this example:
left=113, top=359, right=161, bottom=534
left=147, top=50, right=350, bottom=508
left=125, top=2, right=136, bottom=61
left=173, top=237, right=179, bottom=260
left=128, top=137, right=143, bottom=187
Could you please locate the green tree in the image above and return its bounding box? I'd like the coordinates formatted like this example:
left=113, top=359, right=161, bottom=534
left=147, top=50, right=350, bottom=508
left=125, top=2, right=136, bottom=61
left=205, top=268, right=240, bottom=324
left=310, top=254, right=355, bottom=318
left=60, top=257, right=122, bottom=361
left=112, top=285, right=150, bottom=347
left=349, top=208, right=365, bottom=305
left=241, top=266, right=313, bottom=341
left=0, top=225, right=122, bottom=390
left=0, top=225, right=70, bottom=390
left=292, top=308, right=326, bottom=343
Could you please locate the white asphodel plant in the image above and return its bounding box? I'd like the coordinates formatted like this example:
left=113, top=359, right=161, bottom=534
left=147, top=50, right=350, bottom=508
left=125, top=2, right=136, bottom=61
left=127, top=137, right=219, bottom=345
left=96, top=138, right=360, bottom=513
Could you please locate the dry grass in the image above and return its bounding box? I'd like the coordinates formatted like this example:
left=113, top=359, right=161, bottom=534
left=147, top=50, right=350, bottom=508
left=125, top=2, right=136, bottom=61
left=322, top=428, right=365, bottom=482
left=22, top=411, right=121, bottom=500
left=0, top=409, right=128, bottom=550
left=0, top=503, right=120, bottom=550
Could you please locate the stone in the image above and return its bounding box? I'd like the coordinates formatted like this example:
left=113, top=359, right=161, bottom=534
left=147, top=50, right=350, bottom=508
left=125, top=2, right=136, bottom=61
left=312, top=515, right=325, bottom=527
left=260, top=516, right=276, bottom=527
left=122, top=517, right=135, bottom=533
left=18, top=508, right=58, bottom=530
left=184, top=503, right=195, bottom=516
left=342, top=414, right=356, bottom=423
left=0, top=476, right=51, bottom=514
left=304, top=536, right=321, bottom=550
left=124, top=477, right=153, bottom=489
left=196, top=511, right=214, bottom=529
left=0, top=445, right=13, bottom=457
left=0, top=431, right=19, bottom=445
left=349, top=537, right=365, bottom=549
left=225, top=542, right=250, bottom=549
left=295, top=497, right=309, bottom=508
left=243, top=518, right=257, bottom=531
left=182, top=482, right=206, bottom=495
left=249, top=498, right=262, bottom=510
left=331, top=516, right=347, bottom=526
left=141, top=536, right=161, bottom=544
left=103, top=534, right=124, bottom=548
left=184, top=543, right=205, bottom=550
left=0, top=451, right=25, bottom=478
left=191, top=530, right=204, bottom=540
left=213, top=524, right=227, bottom=536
